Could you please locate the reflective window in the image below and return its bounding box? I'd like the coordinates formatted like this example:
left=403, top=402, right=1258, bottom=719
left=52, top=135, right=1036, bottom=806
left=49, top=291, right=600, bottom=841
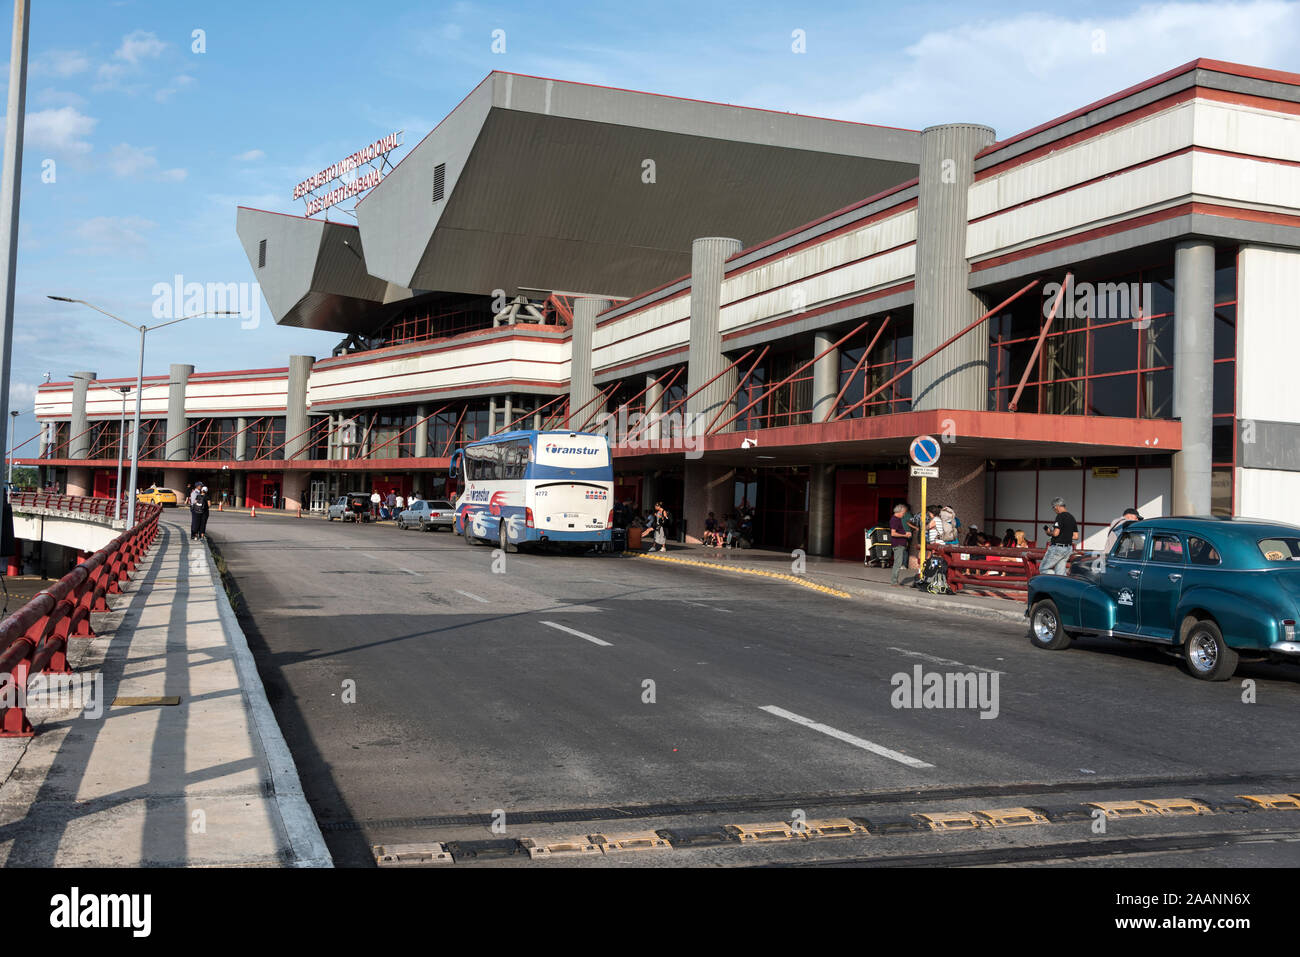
left=1187, top=537, right=1221, bottom=566
left=1114, top=530, right=1147, bottom=560
left=1258, top=538, right=1300, bottom=562
left=1149, top=533, right=1185, bottom=564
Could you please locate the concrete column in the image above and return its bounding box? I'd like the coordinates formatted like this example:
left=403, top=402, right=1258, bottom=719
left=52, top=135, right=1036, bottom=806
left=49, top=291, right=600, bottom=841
left=811, top=330, right=839, bottom=423
left=640, top=471, right=656, bottom=514
left=503, top=394, right=513, bottom=432
left=163, top=468, right=187, bottom=493
left=687, top=237, right=744, bottom=430
left=66, top=465, right=91, bottom=496
left=683, top=462, right=734, bottom=544
left=235, top=416, right=248, bottom=461
left=233, top=472, right=245, bottom=509
left=1172, top=240, right=1216, bottom=515
left=283, top=355, right=313, bottom=460
left=570, top=297, right=611, bottom=430
left=912, top=124, right=996, bottom=411
left=644, top=372, right=663, bottom=441
left=164, top=363, right=193, bottom=461
left=808, top=464, right=835, bottom=555
left=414, top=404, right=429, bottom=458
left=69, top=371, right=95, bottom=459
left=905, top=453, right=985, bottom=540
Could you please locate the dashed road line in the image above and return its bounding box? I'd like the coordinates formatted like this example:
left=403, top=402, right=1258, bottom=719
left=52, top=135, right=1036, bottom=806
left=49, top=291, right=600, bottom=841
left=887, top=647, right=1004, bottom=674
left=540, top=621, right=612, bottom=646
left=398, top=568, right=420, bottom=576
left=455, top=589, right=490, bottom=603
left=759, top=705, right=934, bottom=769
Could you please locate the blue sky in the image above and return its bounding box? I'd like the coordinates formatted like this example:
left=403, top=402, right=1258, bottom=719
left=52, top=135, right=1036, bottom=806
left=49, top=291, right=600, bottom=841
left=4, top=0, right=1300, bottom=452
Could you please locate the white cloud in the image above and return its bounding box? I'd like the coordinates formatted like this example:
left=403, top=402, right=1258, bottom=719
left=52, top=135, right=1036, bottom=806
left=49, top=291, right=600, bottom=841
left=33, top=49, right=91, bottom=78
left=104, top=142, right=186, bottom=182
left=154, top=73, right=196, bottom=102
left=794, top=0, right=1300, bottom=134
left=22, top=106, right=97, bottom=155
left=235, top=149, right=266, bottom=162
left=9, top=381, right=38, bottom=410
left=72, top=215, right=157, bottom=256
left=115, top=30, right=166, bottom=65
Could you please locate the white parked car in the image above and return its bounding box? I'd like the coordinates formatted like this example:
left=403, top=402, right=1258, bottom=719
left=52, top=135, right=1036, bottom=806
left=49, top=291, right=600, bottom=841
left=397, top=499, right=455, bottom=531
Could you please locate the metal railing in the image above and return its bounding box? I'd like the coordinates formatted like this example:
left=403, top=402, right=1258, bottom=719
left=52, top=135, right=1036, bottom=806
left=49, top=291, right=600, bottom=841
left=933, top=544, right=1068, bottom=598
left=10, top=491, right=129, bottom=519
left=0, top=498, right=161, bottom=736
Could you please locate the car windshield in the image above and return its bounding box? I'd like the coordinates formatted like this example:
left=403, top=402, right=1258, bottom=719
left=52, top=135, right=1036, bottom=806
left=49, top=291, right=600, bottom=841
left=1257, top=537, right=1300, bottom=562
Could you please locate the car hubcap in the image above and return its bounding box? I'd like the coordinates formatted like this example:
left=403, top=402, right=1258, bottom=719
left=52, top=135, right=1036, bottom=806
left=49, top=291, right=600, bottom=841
left=1033, top=609, right=1057, bottom=640
left=1189, top=632, right=1217, bottom=671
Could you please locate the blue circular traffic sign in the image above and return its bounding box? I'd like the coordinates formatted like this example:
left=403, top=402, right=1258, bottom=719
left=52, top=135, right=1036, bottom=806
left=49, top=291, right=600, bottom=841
left=909, top=435, right=941, bottom=467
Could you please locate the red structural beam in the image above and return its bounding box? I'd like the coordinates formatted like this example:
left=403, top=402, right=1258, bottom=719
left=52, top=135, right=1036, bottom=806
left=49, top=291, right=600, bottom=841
left=615, top=365, right=687, bottom=443
left=827, top=315, right=892, bottom=418
left=578, top=382, right=624, bottom=433
left=564, top=381, right=617, bottom=431
left=710, top=320, right=871, bottom=435
left=834, top=280, right=1040, bottom=421
left=704, top=346, right=770, bottom=436
left=488, top=393, right=568, bottom=438
left=440, top=404, right=472, bottom=457
left=358, top=404, right=452, bottom=460
left=1008, top=272, right=1072, bottom=413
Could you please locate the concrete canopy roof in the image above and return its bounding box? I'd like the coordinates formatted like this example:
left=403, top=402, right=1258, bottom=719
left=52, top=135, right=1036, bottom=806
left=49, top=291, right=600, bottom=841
left=240, top=71, right=919, bottom=334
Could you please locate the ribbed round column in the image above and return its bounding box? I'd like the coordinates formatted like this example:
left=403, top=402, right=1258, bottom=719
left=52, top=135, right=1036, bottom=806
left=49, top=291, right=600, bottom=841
left=912, top=123, right=995, bottom=411
left=164, top=363, right=192, bottom=461
left=812, top=330, right=839, bottom=423
left=1172, top=240, right=1215, bottom=515
left=687, top=237, right=743, bottom=430
left=69, top=371, right=95, bottom=459
left=284, top=355, right=313, bottom=459
left=569, top=297, right=610, bottom=430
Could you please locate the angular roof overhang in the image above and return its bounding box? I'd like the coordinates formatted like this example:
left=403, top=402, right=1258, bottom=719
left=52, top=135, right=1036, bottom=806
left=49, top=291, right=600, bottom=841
left=240, top=72, right=919, bottom=334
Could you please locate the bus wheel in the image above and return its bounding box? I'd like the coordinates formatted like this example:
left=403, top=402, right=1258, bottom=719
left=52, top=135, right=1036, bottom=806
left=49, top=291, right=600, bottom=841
left=499, top=520, right=516, bottom=554
left=463, top=520, right=476, bottom=546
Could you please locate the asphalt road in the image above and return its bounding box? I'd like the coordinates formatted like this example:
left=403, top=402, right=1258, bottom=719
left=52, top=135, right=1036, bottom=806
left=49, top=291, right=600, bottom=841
left=200, top=510, right=1300, bottom=868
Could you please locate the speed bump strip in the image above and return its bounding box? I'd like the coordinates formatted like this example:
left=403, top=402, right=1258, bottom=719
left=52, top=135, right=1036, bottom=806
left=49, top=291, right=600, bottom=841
left=631, top=552, right=851, bottom=599
left=1085, top=801, right=1161, bottom=819
left=1138, top=798, right=1213, bottom=816
left=725, top=822, right=805, bottom=842
left=974, top=807, right=1050, bottom=828
left=520, top=837, right=602, bottom=859
left=373, top=843, right=454, bottom=866
left=589, top=831, right=672, bottom=853
left=913, top=811, right=986, bottom=831
left=803, top=818, right=867, bottom=838
left=1237, top=794, right=1300, bottom=810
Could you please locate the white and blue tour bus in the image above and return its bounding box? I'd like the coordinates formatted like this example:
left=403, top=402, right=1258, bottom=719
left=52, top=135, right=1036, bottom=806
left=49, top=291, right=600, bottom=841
left=449, top=430, right=614, bottom=552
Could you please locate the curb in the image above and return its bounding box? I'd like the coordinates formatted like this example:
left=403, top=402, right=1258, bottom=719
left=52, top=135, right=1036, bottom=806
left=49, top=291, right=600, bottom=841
left=203, top=538, right=333, bottom=868
left=632, top=550, right=1025, bottom=624
left=631, top=551, right=852, bottom=598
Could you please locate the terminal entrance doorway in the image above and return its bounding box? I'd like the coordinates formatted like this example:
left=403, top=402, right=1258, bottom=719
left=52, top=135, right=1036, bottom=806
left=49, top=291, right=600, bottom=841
left=834, top=468, right=908, bottom=561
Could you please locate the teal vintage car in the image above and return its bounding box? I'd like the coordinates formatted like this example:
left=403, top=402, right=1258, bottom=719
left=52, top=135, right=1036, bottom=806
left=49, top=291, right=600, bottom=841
left=1026, top=517, right=1300, bottom=681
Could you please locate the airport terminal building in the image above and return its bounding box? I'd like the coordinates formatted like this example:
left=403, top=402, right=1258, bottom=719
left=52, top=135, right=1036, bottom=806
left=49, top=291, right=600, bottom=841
left=28, top=59, right=1300, bottom=559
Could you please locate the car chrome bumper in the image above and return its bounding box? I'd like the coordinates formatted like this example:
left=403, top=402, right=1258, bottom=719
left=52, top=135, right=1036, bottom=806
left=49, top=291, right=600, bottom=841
left=1269, top=642, right=1300, bottom=656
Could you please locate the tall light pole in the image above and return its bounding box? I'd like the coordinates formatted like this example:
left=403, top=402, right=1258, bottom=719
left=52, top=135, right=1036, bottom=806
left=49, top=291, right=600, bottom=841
left=0, top=1, right=29, bottom=508
left=113, top=386, right=129, bottom=520
left=47, top=297, right=236, bottom=528
left=6, top=407, right=18, bottom=485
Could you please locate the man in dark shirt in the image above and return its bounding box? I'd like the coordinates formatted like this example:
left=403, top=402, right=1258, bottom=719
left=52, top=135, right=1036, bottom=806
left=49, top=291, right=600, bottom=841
left=889, top=503, right=911, bottom=586
left=1040, top=497, right=1079, bottom=575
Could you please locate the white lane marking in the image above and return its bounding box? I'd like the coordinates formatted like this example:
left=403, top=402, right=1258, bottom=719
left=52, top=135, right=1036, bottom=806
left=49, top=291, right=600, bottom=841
left=455, top=589, right=490, bottom=604
left=540, top=621, right=611, bottom=647
left=398, top=568, right=420, bottom=576
left=758, top=705, right=934, bottom=769
left=359, top=553, right=383, bottom=561
left=887, top=647, right=1004, bottom=675
left=683, top=600, right=732, bottom=613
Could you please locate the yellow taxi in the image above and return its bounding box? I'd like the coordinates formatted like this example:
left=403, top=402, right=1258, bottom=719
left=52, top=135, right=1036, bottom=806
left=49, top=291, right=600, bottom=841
left=136, top=486, right=180, bottom=507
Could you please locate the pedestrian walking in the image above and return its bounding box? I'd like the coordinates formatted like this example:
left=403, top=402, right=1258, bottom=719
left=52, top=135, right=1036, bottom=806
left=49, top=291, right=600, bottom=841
left=652, top=502, right=668, bottom=552
left=889, top=503, right=911, bottom=586
left=197, top=484, right=211, bottom=539
left=370, top=489, right=381, bottom=521
left=1040, top=497, right=1079, bottom=575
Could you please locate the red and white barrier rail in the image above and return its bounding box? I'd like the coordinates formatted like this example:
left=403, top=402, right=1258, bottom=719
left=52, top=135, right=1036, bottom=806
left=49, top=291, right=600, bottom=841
left=9, top=491, right=130, bottom=519
left=0, top=499, right=161, bottom=736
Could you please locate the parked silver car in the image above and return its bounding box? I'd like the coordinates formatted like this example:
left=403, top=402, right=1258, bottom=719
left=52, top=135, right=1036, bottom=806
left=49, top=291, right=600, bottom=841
left=397, top=499, right=455, bottom=531
left=327, top=492, right=372, bottom=522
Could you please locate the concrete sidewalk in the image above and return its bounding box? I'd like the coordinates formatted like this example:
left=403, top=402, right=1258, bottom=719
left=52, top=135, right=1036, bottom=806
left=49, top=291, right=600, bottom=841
left=634, top=541, right=1028, bottom=624
left=0, top=516, right=330, bottom=867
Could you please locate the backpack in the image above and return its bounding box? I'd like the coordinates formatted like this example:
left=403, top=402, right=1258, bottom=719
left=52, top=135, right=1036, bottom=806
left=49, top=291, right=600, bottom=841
left=939, top=506, right=957, bottom=542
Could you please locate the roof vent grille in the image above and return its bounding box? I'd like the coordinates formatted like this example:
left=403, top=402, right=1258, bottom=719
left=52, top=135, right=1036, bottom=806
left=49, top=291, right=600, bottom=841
left=258, top=239, right=267, bottom=268
left=432, top=163, right=446, bottom=203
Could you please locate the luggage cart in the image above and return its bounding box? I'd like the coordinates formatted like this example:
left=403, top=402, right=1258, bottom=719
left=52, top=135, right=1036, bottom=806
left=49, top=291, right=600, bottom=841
left=864, top=526, right=893, bottom=566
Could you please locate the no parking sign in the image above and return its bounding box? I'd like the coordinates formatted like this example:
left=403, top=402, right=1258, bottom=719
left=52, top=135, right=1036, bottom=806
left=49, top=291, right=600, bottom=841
left=909, top=435, right=941, bottom=468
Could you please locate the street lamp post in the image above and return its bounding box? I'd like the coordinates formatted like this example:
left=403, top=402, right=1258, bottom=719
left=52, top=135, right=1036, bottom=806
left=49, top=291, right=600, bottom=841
left=112, top=385, right=129, bottom=520
left=47, top=297, right=237, bottom=529
left=6, top=408, right=17, bottom=486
